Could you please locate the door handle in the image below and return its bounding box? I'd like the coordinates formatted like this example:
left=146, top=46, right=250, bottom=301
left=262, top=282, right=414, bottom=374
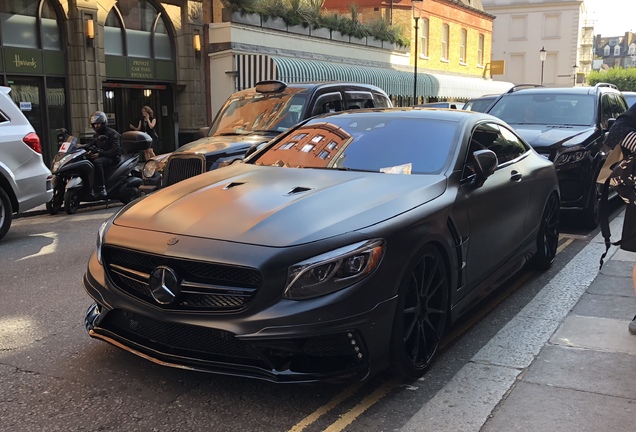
left=510, top=171, right=522, bottom=182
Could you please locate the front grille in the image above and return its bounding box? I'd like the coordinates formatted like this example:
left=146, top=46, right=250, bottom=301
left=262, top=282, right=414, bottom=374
left=103, top=245, right=262, bottom=312
left=164, top=156, right=205, bottom=187
left=101, top=309, right=271, bottom=367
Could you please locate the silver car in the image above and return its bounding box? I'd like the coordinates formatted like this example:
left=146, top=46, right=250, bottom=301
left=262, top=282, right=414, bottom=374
left=0, top=86, right=53, bottom=241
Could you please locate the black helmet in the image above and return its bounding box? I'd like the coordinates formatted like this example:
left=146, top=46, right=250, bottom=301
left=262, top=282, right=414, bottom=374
left=90, top=111, right=107, bottom=125
left=90, top=111, right=108, bottom=132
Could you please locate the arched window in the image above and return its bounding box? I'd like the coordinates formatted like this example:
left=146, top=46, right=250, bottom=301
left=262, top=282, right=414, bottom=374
left=105, top=1, right=174, bottom=60
left=0, top=0, right=62, bottom=50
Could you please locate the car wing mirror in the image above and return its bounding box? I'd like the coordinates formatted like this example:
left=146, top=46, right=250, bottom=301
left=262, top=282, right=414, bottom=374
left=473, top=149, right=498, bottom=186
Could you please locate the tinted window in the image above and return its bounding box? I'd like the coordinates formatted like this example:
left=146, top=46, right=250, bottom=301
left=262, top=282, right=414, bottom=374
left=253, top=113, right=457, bottom=174
left=464, top=97, right=496, bottom=112
left=471, top=123, right=527, bottom=165
left=489, top=93, right=594, bottom=126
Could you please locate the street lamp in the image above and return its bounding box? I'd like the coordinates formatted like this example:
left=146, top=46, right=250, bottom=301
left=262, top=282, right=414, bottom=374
left=539, top=46, right=547, bottom=85
left=412, top=0, right=423, bottom=104
left=572, top=64, right=578, bottom=86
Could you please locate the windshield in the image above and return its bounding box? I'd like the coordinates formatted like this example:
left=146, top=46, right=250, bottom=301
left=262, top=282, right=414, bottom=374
left=489, top=93, right=595, bottom=126
left=210, top=88, right=309, bottom=136
left=252, top=112, right=457, bottom=175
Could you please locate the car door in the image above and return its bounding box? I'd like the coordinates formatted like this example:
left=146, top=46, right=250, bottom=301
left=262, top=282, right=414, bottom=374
left=462, top=122, right=531, bottom=288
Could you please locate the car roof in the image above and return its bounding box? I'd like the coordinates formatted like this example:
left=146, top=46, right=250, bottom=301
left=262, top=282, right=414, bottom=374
left=500, top=83, right=621, bottom=97
left=231, top=81, right=389, bottom=98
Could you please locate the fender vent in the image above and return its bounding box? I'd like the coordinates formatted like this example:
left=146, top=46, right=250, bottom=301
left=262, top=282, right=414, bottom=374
left=286, top=186, right=312, bottom=195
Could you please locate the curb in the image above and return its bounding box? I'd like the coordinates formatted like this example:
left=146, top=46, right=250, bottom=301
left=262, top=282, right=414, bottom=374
left=15, top=201, right=117, bottom=219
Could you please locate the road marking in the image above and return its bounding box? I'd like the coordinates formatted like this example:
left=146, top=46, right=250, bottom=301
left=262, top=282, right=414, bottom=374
left=17, top=231, right=58, bottom=261
left=288, top=382, right=365, bottom=432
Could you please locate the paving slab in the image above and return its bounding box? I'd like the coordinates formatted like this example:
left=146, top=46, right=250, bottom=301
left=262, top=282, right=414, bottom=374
left=550, top=315, right=636, bottom=355
left=571, top=291, right=636, bottom=320
left=522, top=344, right=636, bottom=400
left=481, top=382, right=636, bottom=432
left=587, top=273, right=634, bottom=296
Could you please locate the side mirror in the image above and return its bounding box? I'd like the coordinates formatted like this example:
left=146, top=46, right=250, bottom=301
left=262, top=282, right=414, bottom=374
left=198, top=127, right=210, bottom=138
left=606, top=118, right=617, bottom=132
left=473, top=149, right=498, bottom=186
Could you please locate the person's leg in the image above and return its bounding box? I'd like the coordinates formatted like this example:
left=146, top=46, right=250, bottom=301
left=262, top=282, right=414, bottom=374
left=92, top=157, right=108, bottom=198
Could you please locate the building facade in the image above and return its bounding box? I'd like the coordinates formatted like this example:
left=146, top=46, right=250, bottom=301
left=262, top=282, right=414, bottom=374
left=482, top=0, right=588, bottom=86
left=594, top=32, right=636, bottom=69
left=0, top=0, right=206, bottom=165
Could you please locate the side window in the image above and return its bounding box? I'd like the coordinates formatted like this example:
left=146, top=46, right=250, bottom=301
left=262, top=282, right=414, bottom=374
left=470, top=123, right=527, bottom=168
left=372, top=92, right=391, bottom=108
left=311, top=92, right=343, bottom=117
left=0, top=110, right=9, bottom=124
left=600, top=94, right=613, bottom=130
left=344, top=90, right=374, bottom=110
left=609, top=93, right=627, bottom=118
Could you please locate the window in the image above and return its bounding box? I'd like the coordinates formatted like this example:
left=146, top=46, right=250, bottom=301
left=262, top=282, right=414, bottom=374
left=421, top=18, right=429, bottom=57
left=630, top=43, right=636, bottom=55
left=510, top=16, right=527, bottom=40
left=604, top=46, right=610, bottom=56
left=614, top=45, right=621, bottom=56
left=442, top=24, right=449, bottom=61
left=460, top=29, right=467, bottom=64
left=478, top=34, right=484, bottom=66
left=470, top=123, right=527, bottom=167
left=0, top=0, right=62, bottom=50
left=543, top=13, right=560, bottom=38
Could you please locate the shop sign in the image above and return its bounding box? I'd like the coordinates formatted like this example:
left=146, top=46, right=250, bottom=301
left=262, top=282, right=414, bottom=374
left=128, top=58, right=155, bottom=80
left=4, top=47, right=43, bottom=74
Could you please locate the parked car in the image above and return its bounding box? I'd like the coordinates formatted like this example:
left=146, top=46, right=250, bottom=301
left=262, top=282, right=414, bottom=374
left=0, top=86, right=53, bottom=241
left=141, top=80, right=392, bottom=192
left=462, top=94, right=499, bottom=112
left=416, top=101, right=461, bottom=109
left=83, top=108, right=560, bottom=383
left=486, top=83, right=628, bottom=228
left=622, top=91, right=636, bottom=108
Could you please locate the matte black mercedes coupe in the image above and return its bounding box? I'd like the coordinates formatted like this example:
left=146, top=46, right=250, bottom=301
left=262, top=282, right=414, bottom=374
left=83, top=108, right=560, bottom=383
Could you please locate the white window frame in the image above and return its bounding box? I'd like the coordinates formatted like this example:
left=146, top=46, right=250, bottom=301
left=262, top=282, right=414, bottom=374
left=460, top=28, right=467, bottom=65
left=442, top=24, right=449, bottom=62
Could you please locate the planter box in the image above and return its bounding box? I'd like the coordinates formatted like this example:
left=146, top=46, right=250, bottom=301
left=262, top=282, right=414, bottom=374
left=350, top=36, right=367, bottom=46
left=310, top=27, right=331, bottom=39
left=287, top=24, right=310, bottom=36
left=231, top=11, right=261, bottom=27
left=367, top=37, right=383, bottom=48
left=331, top=31, right=349, bottom=43
left=262, top=17, right=286, bottom=31
left=382, top=41, right=396, bottom=51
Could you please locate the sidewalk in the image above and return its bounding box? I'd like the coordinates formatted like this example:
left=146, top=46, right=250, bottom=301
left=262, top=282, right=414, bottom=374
left=402, top=211, right=636, bottom=431
left=481, top=242, right=636, bottom=431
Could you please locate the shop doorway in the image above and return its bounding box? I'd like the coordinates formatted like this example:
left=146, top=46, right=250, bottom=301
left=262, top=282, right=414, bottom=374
left=4, top=76, right=68, bottom=165
left=102, top=84, right=175, bottom=159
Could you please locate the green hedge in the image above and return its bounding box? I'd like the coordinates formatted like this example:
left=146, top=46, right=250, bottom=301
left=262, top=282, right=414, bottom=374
left=588, top=68, right=636, bottom=91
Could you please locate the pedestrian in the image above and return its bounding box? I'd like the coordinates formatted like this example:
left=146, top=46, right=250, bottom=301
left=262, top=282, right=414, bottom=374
left=88, top=111, right=121, bottom=199
left=603, top=103, right=636, bottom=335
left=129, top=106, right=158, bottom=161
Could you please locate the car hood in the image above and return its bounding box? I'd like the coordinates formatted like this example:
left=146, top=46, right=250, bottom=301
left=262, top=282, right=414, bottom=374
left=508, top=124, right=597, bottom=149
left=114, top=164, right=447, bottom=247
left=173, top=134, right=273, bottom=155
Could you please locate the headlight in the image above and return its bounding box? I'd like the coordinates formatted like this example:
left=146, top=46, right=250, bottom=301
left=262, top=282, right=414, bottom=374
left=96, top=218, right=112, bottom=265
left=53, top=153, right=75, bottom=172
left=142, top=160, right=157, bottom=178
left=283, top=239, right=385, bottom=300
left=554, top=150, right=588, bottom=166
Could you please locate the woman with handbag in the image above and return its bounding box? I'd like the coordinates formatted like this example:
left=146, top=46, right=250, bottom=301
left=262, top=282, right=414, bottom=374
left=129, top=106, right=158, bottom=161
left=604, top=103, right=636, bottom=335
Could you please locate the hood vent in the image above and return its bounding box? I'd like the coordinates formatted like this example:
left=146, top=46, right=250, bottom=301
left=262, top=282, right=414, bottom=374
left=286, top=186, right=312, bottom=195
left=223, top=182, right=245, bottom=190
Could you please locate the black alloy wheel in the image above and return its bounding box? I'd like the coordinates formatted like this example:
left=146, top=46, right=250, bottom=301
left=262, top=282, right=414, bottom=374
left=533, top=193, right=560, bottom=270
left=46, top=187, right=64, bottom=215
left=64, top=189, right=81, bottom=215
left=390, top=245, right=449, bottom=379
left=0, top=186, right=13, bottom=241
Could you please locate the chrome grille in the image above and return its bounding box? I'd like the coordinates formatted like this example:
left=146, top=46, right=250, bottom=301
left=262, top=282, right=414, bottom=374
left=102, top=246, right=262, bottom=312
left=164, top=155, right=205, bottom=187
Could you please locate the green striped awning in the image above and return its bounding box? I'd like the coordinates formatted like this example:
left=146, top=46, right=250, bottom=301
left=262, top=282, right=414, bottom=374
left=270, top=56, right=436, bottom=98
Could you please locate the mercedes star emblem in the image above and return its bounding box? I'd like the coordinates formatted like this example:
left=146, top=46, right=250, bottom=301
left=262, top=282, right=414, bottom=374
left=167, top=237, right=179, bottom=246
left=148, top=266, right=181, bottom=304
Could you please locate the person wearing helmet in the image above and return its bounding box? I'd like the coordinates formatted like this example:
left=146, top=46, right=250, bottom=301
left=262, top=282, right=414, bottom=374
left=89, top=111, right=121, bottom=199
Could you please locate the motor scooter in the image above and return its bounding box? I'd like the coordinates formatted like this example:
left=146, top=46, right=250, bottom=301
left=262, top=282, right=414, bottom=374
left=47, top=131, right=151, bottom=215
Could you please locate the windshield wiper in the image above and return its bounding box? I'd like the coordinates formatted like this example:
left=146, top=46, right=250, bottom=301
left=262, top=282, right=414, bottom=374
left=252, top=129, right=280, bottom=134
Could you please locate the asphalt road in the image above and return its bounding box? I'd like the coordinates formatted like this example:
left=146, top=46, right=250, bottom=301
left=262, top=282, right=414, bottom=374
left=0, top=204, right=610, bottom=432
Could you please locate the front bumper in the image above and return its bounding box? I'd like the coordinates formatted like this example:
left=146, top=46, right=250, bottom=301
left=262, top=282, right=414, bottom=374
left=82, top=251, right=397, bottom=383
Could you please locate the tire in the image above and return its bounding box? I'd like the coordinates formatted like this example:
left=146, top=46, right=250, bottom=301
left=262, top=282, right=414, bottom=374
left=46, top=187, right=64, bottom=215
left=390, top=244, right=449, bottom=380
left=64, top=189, right=81, bottom=214
left=0, top=186, right=13, bottom=241
left=119, top=187, right=140, bottom=205
left=580, top=182, right=601, bottom=229
left=532, top=193, right=560, bottom=270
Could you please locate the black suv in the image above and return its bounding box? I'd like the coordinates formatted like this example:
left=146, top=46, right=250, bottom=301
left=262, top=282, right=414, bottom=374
left=142, top=80, right=392, bottom=190
left=486, top=83, right=628, bottom=228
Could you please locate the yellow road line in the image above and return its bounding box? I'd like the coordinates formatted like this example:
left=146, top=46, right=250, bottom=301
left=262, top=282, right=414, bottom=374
left=557, top=237, right=574, bottom=255
left=288, top=382, right=365, bottom=432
